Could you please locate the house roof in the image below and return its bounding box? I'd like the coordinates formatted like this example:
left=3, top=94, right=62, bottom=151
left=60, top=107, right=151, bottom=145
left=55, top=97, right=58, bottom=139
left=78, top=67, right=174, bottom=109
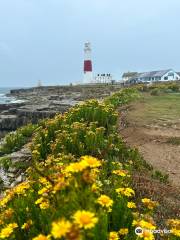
left=122, top=72, right=138, bottom=78
left=137, top=69, right=172, bottom=78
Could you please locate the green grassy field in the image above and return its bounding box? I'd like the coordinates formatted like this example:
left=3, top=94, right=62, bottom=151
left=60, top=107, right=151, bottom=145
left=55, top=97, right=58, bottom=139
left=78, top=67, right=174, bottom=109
left=127, top=93, right=180, bottom=126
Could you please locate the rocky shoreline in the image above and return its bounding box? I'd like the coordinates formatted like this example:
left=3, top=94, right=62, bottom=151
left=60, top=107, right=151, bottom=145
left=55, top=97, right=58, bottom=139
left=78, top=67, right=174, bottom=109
left=0, top=84, right=121, bottom=137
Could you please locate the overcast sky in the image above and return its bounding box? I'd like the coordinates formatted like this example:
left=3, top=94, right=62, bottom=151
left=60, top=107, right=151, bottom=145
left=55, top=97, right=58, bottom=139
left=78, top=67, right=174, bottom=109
left=0, top=0, right=180, bottom=87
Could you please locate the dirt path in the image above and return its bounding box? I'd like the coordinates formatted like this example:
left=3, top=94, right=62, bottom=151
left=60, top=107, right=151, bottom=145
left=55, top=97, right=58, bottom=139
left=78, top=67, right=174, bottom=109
left=119, top=106, right=180, bottom=188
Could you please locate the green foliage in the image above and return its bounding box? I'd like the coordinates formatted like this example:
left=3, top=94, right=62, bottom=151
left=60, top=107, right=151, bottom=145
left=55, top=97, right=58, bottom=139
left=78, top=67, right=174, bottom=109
left=135, top=82, right=180, bottom=93
left=0, top=124, right=37, bottom=155
left=0, top=156, right=12, bottom=171
left=150, top=88, right=161, bottom=96
left=151, top=170, right=169, bottom=184
left=167, top=137, right=180, bottom=145
left=104, top=88, right=140, bottom=108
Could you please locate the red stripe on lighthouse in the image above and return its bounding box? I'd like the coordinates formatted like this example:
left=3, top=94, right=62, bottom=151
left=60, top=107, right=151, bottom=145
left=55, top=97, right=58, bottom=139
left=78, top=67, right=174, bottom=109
left=84, top=60, right=92, bottom=72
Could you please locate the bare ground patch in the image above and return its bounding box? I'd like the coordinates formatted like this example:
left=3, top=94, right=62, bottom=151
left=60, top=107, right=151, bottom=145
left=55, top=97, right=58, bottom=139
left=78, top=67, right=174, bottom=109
left=118, top=97, right=180, bottom=220
left=121, top=125, right=180, bottom=187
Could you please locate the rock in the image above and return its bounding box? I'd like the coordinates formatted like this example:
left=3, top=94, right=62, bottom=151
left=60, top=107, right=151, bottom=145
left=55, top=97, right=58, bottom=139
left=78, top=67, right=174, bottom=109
left=8, top=167, right=18, bottom=173
left=9, top=147, right=31, bottom=163
left=7, top=173, right=15, bottom=178
left=0, top=146, right=32, bottom=191
left=16, top=175, right=23, bottom=183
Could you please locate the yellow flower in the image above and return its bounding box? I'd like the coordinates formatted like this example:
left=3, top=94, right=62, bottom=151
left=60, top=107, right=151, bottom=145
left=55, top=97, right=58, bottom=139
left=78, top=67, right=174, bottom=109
left=171, top=228, right=180, bottom=237
left=13, top=182, right=30, bottom=195
left=109, top=231, right=119, bottom=240
left=4, top=208, right=14, bottom=219
left=112, top=170, right=128, bottom=177
left=39, top=201, right=50, bottom=209
left=133, top=220, right=156, bottom=230
left=32, top=150, right=40, bottom=156
left=0, top=219, right=4, bottom=225
left=91, top=183, right=100, bottom=193
left=167, top=219, right=180, bottom=225
left=0, top=223, right=18, bottom=239
left=35, top=197, right=50, bottom=209
left=119, top=228, right=128, bottom=235
left=53, top=177, right=67, bottom=193
left=38, top=186, right=51, bottom=195
left=167, top=219, right=180, bottom=229
left=32, top=234, right=49, bottom=240
left=65, top=162, right=87, bottom=173
left=39, top=177, right=49, bottom=185
left=35, top=197, right=44, bottom=205
left=73, top=210, right=98, bottom=229
left=127, top=201, right=136, bottom=209
left=51, top=219, right=71, bottom=238
left=116, top=187, right=135, bottom=197
left=0, top=193, right=13, bottom=208
left=80, top=156, right=101, bottom=168
left=142, top=198, right=158, bottom=210
left=141, top=229, right=155, bottom=240
left=97, top=195, right=113, bottom=210
left=21, top=220, right=33, bottom=230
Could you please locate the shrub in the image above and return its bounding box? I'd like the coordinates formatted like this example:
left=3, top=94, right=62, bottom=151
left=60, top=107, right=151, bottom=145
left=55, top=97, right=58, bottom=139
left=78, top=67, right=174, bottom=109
left=0, top=124, right=37, bottom=155
left=0, top=157, right=12, bottom=171
left=150, top=88, right=161, bottom=96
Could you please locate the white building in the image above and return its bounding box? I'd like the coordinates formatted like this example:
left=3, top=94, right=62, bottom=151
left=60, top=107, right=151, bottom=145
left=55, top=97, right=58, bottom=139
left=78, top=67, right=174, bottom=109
left=122, top=72, right=138, bottom=82
left=94, top=73, right=113, bottom=83
left=125, top=69, right=180, bottom=84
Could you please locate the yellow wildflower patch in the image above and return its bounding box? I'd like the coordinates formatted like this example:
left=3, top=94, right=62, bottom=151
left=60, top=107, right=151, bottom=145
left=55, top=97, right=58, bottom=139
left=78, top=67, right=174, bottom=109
left=119, top=228, right=128, bottom=235
left=13, top=182, right=31, bottom=195
left=127, top=201, right=136, bottom=209
left=112, top=169, right=129, bottom=177
left=116, top=187, right=135, bottom=197
left=142, top=198, right=158, bottom=210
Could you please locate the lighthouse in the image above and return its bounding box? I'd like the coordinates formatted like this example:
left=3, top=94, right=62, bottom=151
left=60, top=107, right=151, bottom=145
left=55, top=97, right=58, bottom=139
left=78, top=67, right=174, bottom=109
left=83, top=42, right=93, bottom=83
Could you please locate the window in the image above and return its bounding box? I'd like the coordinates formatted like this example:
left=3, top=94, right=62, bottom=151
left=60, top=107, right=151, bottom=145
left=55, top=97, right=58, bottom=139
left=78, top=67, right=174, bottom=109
left=168, top=72, right=174, bottom=78
left=168, top=72, right=174, bottom=76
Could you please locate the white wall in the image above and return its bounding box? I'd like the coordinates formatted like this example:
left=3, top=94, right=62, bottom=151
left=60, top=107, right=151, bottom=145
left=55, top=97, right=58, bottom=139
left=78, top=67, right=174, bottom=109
left=160, top=70, right=180, bottom=81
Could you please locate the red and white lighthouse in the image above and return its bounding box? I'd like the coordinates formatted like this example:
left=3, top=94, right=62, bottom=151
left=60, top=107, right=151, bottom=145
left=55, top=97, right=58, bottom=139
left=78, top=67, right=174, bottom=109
left=83, top=42, right=93, bottom=83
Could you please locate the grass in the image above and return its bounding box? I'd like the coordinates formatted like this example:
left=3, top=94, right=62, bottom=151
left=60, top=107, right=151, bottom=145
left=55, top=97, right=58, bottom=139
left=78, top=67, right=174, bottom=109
left=151, top=170, right=169, bottom=184
left=127, top=92, right=180, bottom=126
left=0, top=123, right=37, bottom=155
left=167, top=137, right=180, bottom=145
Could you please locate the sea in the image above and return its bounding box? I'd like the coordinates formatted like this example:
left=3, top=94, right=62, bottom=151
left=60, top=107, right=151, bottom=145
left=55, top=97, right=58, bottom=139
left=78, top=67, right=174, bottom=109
left=0, top=88, right=23, bottom=104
